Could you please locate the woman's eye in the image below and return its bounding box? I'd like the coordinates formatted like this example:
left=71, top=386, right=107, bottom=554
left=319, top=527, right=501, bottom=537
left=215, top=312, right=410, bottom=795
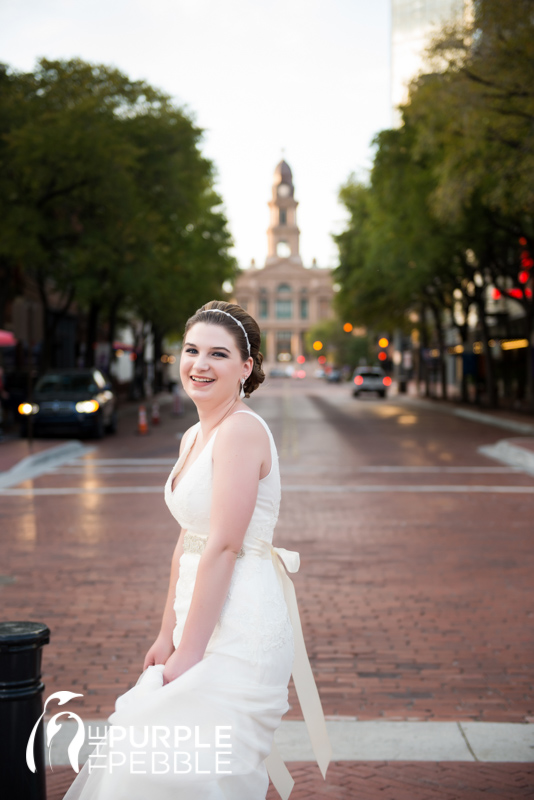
left=213, top=352, right=227, bottom=358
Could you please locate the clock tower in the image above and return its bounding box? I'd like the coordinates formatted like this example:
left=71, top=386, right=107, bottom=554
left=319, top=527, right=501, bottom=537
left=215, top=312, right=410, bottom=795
left=266, top=160, right=302, bottom=265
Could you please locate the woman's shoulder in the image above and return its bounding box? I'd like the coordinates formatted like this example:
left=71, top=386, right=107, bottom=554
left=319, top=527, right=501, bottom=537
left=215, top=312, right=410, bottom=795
left=216, top=408, right=272, bottom=446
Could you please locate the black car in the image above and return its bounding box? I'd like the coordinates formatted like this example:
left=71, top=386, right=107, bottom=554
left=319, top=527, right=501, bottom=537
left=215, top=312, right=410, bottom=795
left=18, top=369, right=117, bottom=439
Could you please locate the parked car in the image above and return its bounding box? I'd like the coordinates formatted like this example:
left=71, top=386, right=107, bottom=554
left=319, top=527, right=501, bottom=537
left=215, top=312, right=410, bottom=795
left=352, top=366, right=390, bottom=398
left=18, top=369, right=117, bottom=439
left=313, top=368, right=326, bottom=378
left=326, top=368, right=342, bottom=383
left=269, top=368, right=288, bottom=378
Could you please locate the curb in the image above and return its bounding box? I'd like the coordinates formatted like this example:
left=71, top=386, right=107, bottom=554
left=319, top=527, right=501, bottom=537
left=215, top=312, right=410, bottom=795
left=401, top=396, right=534, bottom=435
left=0, top=442, right=94, bottom=489
left=478, top=439, right=534, bottom=477
left=46, top=718, right=534, bottom=766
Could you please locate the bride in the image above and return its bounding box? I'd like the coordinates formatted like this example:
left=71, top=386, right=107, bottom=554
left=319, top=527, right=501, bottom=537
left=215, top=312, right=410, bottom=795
left=64, top=300, right=330, bottom=800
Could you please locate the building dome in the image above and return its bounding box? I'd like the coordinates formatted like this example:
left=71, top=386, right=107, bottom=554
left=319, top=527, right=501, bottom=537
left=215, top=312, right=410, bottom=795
left=274, top=160, right=293, bottom=186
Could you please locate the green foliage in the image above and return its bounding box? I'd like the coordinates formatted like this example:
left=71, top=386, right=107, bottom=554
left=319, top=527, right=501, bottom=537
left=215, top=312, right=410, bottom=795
left=0, top=57, right=236, bottom=351
left=332, top=1, right=534, bottom=407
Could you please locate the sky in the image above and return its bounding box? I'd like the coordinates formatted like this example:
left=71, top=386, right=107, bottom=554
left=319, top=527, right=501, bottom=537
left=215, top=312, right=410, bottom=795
left=0, top=0, right=392, bottom=269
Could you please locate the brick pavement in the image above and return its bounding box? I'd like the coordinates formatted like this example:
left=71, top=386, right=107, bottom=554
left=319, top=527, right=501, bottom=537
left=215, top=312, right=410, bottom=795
left=2, top=377, right=534, bottom=797
left=0, top=437, right=72, bottom=473
left=46, top=762, right=534, bottom=800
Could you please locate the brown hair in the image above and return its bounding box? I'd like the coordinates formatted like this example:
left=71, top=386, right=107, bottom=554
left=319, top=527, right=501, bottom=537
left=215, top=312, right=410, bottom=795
left=183, top=300, right=265, bottom=398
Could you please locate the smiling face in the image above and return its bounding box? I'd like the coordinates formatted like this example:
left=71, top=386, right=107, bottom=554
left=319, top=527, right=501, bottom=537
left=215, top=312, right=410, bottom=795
left=180, top=322, right=252, bottom=405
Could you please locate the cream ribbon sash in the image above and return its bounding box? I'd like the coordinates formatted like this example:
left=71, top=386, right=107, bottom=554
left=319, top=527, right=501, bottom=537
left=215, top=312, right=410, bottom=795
left=262, top=544, right=332, bottom=799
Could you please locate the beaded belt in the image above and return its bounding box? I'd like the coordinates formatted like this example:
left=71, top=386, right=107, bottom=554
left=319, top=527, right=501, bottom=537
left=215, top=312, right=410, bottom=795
left=183, top=531, right=245, bottom=558
left=179, top=529, right=332, bottom=799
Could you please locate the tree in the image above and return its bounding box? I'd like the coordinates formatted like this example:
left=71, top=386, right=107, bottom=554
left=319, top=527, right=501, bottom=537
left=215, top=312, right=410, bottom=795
left=0, top=58, right=236, bottom=374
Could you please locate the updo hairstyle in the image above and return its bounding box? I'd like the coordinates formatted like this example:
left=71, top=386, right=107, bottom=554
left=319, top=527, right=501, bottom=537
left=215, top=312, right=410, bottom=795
left=183, top=300, right=265, bottom=398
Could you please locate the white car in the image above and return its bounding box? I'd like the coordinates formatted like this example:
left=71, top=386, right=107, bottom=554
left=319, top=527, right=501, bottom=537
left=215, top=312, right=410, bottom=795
left=352, top=366, right=391, bottom=398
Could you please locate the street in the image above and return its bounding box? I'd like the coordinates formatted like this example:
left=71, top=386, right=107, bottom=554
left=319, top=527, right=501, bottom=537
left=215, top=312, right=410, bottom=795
left=2, top=377, right=534, bottom=798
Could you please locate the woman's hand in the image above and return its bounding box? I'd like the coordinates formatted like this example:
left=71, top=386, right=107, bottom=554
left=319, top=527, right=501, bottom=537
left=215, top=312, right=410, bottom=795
left=143, top=631, right=175, bottom=670
left=162, top=646, right=203, bottom=685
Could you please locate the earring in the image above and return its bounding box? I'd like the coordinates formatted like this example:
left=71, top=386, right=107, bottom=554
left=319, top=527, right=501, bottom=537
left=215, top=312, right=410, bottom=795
left=240, top=377, right=246, bottom=399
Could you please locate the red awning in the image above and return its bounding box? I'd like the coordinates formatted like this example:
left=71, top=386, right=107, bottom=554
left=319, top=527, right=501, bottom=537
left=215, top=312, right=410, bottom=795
left=0, top=330, right=17, bottom=347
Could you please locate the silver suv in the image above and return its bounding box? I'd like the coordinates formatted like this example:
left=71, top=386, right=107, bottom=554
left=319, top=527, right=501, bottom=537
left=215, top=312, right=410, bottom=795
left=352, top=366, right=390, bottom=398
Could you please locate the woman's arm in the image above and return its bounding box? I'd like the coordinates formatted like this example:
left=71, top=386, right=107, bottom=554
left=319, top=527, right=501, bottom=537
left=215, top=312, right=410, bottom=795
left=162, top=413, right=267, bottom=683
left=143, top=531, right=187, bottom=669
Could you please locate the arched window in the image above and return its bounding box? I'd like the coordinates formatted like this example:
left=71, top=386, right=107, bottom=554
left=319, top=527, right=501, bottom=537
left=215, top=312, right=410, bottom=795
left=277, top=283, right=292, bottom=293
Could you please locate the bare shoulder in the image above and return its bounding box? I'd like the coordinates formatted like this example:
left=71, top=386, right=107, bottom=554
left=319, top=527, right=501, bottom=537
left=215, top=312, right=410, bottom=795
left=214, top=411, right=270, bottom=453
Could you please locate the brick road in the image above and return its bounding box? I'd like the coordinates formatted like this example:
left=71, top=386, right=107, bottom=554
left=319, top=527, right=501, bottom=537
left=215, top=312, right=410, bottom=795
left=2, top=377, right=533, bottom=797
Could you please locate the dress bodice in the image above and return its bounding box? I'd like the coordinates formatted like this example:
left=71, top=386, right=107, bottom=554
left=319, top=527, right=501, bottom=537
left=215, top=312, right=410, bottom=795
left=164, top=409, right=281, bottom=542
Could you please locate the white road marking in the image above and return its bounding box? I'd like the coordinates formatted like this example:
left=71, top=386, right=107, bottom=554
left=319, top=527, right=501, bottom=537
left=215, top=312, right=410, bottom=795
left=479, top=440, right=534, bottom=477
left=2, top=484, right=534, bottom=496
left=0, top=442, right=94, bottom=489
left=284, top=465, right=523, bottom=473
left=49, top=466, right=171, bottom=474
left=47, top=719, right=534, bottom=766
left=67, top=458, right=176, bottom=465
left=283, top=484, right=534, bottom=493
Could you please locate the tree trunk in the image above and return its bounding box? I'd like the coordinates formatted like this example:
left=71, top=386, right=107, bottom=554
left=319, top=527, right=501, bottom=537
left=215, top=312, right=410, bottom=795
left=475, top=293, right=498, bottom=409
left=420, top=305, right=431, bottom=398
left=84, top=302, right=99, bottom=368
left=153, top=326, right=164, bottom=393
left=430, top=303, right=447, bottom=400
left=107, top=297, right=121, bottom=369
left=524, top=304, right=534, bottom=413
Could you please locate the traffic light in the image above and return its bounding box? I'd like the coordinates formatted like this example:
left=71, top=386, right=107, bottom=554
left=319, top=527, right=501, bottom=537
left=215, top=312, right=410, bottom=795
left=378, top=336, right=389, bottom=364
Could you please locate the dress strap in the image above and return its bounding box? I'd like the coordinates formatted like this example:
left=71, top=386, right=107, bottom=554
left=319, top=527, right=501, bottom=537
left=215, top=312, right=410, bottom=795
left=230, top=410, right=274, bottom=440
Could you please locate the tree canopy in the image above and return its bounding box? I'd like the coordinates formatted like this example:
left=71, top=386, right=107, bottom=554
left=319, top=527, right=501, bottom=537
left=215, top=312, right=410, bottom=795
left=0, top=58, right=236, bottom=369
left=332, top=0, right=534, bottom=409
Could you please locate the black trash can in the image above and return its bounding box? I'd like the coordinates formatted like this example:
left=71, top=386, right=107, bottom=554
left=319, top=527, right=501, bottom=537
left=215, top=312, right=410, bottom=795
left=0, top=621, right=50, bottom=799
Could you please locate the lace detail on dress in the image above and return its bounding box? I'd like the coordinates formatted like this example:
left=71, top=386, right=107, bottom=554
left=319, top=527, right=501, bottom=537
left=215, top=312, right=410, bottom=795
left=183, top=532, right=245, bottom=558
left=216, top=556, right=294, bottom=665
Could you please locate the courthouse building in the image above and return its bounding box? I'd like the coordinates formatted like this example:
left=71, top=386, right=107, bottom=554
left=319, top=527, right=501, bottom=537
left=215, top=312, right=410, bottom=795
left=231, top=161, right=334, bottom=368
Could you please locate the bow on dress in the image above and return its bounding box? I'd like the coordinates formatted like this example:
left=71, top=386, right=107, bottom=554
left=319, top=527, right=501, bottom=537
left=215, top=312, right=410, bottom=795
left=263, top=545, right=332, bottom=800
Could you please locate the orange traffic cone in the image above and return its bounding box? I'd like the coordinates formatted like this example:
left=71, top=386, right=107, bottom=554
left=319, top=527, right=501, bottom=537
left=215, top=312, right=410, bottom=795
left=137, top=404, right=148, bottom=435
left=151, top=400, right=160, bottom=426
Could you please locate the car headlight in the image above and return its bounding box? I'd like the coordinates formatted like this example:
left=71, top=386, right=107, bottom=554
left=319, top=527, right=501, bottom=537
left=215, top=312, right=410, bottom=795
left=76, top=400, right=100, bottom=414
left=18, top=403, right=39, bottom=415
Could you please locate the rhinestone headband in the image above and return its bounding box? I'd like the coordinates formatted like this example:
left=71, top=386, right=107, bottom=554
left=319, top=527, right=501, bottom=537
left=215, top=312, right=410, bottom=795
left=198, top=309, right=251, bottom=356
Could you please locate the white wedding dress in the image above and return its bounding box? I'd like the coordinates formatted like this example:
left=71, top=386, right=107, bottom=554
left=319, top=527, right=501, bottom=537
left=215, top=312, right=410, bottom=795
left=63, top=409, right=330, bottom=800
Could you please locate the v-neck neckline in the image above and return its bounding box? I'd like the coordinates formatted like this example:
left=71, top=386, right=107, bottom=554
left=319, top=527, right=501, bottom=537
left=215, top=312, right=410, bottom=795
left=169, top=423, right=216, bottom=495
left=168, top=409, right=262, bottom=495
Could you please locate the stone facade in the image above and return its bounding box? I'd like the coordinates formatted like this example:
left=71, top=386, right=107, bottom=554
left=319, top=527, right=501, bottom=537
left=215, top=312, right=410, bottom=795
left=231, top=161, right=334, bottom=368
